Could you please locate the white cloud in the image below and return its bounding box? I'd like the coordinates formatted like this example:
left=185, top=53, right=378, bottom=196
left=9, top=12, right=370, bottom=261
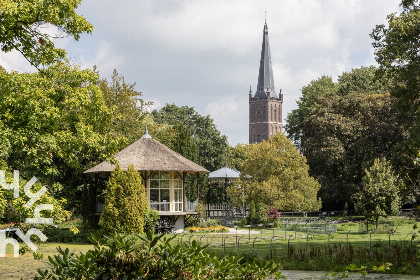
left=2, top=0, right=401, bottom=145
left=0, top=50, right=36, bottom=73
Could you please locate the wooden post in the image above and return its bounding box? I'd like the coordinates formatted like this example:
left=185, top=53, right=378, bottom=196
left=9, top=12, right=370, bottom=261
left=183, top=172, right=186, bottom=212
left=94, top=173, right=98, bottom=213
left=196, top=172, right=200, bottom=202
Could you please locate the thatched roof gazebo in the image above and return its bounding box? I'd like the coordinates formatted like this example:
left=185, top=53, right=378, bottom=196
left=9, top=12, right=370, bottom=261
left=84, top=127, right=209, bottom=232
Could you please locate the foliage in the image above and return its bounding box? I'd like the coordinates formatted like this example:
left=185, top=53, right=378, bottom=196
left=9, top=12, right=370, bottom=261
left=0, top=0, right=93, bottom=68
left=194, top=201, right=206, bottom=222
left=265, top=206, right=281, bottom=223
left=152, top=104, right=228, bottom=172
left=99, top=163, right=147, bottom=234
left=226, top=144, right=248, bottom=172
left=371, top=0, right=420, bottom=203
left=98, top=69, right=151, bottom=144
left=302, top=93, right=402, bottom=210
left=33, top=232, right=284, bottom=280
left=285, top=66, right=390, bottom=146
left=0, top=170, right=70, bottom=224
left=197, top=218, right=220, bottom=228
left=248, top=200, right=257, bottom=225
left=152, top=104, right=229, bottom=202
left=285, top=75, right=336, bottom=145
left=42, top=226, right=96, bottom=243
left=143, top=207, right=159, bottom=234
left=0, top=63, right=130, bottom=212
left=228, top=133, right=321, bottom=212
left=354, top=158, right=402, bottom=230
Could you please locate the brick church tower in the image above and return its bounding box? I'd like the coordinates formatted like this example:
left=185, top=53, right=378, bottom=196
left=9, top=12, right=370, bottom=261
left=249, top=21, right=283, bottom=144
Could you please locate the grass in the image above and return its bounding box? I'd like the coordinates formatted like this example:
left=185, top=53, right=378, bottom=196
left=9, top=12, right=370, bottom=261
left=0, top=243, right=93, bottom=280
left=1, top=216, right=419, bottom=278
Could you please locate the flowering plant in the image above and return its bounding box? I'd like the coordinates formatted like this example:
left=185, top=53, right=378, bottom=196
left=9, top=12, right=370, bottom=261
left=186, top=225, right=228, bottom=233
left=265, top=206, right=281, bottom=222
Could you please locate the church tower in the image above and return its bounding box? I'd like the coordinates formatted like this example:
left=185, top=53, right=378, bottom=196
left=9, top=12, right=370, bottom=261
left=249, top=21, right=283, bottom=144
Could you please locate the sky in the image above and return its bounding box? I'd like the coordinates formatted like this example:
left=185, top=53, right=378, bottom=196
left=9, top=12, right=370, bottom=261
left=0, top=0, right=401, bottom=146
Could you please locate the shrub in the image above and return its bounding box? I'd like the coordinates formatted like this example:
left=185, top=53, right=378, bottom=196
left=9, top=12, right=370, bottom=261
left=265, top=206, right=281, bottom=223
left=33, top=232, right=284, bottom=280
left=143, top=207, right=159, bottom=233
left=194, top=201, right=206, bottom=222
left=248, top=200, right=257, bottom=225
left=99, top=163, right=147, bottom=234
left=186, top=225, right=229, bottom=233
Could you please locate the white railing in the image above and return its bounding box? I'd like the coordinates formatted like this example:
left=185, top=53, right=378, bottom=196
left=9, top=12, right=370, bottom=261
left=150, top=202, right=183, bottom=212
left=185, top=200, right=198, bottom=212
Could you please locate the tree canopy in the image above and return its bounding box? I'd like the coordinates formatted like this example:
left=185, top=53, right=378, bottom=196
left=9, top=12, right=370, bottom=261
left=302, top=92, right=402, bottom=209
left=0, top=0, right=93, bottom=68
left=372, top=0, right=420, bottom=202
left=285, top=66, right=399, bottom=210
left=285, top=66, right=390, bottom=146
left=0, top=63, right=128, bottom=211
left=152, top=104, right=228, bottom=172
left=227, top=133, right=321, bottom=212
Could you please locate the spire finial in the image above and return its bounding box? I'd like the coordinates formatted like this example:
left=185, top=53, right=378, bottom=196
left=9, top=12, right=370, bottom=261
left=142, top=125, right=152, bottom=138
left=265, top=11, right=267, bottom=23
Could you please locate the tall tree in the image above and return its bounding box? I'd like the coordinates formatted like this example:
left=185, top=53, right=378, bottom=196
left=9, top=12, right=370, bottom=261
left=167, top=124, right=201, bottom=201
left=302, top=93, right=402, bottom=209
left=285, top=66, right=390, bottom=147
left=152, top=104, right=228, bottom=172
left=0, top=0, right=93, bottom=68
left=98, top=70, right=151, bottom=144
left=152, top=104, right=228, bottom=202
left=354, top=158, right=401, bottom=230
left=0, top=63, right=127, bottom=211
left=371, top=0, right=420, bottom=202
left=285, top=76, right=336, bottom=145
left=227, top=134, right=322, bottom=212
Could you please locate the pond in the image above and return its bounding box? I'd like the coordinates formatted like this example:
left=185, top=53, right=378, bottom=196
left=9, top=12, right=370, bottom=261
left=280, top=270, right=420, bottom=280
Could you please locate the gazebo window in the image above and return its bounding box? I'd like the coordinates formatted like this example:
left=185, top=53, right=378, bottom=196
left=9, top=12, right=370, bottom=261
left=148, top=171, right=183, bottom=212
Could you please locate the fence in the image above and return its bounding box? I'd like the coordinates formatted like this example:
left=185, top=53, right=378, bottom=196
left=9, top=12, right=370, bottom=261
left=174, top=222, right=418, bottom=265
left=185, top=200, right=198, bottom=212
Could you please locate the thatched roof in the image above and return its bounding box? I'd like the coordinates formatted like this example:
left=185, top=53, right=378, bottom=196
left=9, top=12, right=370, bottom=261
left=84, top=128, right=209, bottom=174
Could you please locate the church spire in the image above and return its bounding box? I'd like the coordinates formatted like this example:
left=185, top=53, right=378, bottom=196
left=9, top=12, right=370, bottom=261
left=254, top=21, right=276, bottom=98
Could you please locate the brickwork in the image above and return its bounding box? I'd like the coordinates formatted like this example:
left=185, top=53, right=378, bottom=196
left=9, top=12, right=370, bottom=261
left=249, top=93, right=283, bottom=143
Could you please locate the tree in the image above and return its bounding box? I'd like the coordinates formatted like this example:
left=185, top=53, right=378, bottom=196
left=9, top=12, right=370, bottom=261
left=285, top=66, right=390, bottom=146
left=371, top=0, right=420, bottom=202
left=0, top=63, right=128, bottom=211
left=167, top=124, right=201, bottom=201
left=0, top=169, right=70, bottom=225
left=302, top=93, right=402, bottom=209
left=354, top=158, right=401, bottom=230
left=227, top=133, right=322, bottom=212
left=152, top=104, right=229, bottom=202
left=152, top=104, right=228, bottom=172
left=285, top=76, right=336, bottom=145
left=98, top=69, right=151, bottom=144
left=0, top=0, right=93, bottom=68
left=99, top=164, right=147, bottom=234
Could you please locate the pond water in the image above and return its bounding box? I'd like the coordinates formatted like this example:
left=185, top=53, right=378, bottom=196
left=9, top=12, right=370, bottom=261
left=280, top=270, right=420, bottom=280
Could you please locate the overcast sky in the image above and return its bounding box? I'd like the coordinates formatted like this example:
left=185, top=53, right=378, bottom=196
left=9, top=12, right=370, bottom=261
left=1, top=0, right=401, bottom=146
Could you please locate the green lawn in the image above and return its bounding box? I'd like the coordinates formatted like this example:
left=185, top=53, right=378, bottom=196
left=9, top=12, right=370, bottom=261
left=0, top=243, right=94, bottom=280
